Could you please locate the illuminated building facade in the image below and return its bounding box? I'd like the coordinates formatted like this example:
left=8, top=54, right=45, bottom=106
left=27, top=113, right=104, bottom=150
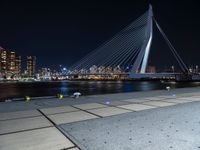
left=0, top=47, right=21, bottom=74
left=15, top=55, right=21, bottom=75
left=0, top=47, right=7, bottom=71
left=7, top=51, right=16, bottom=72
left=27, top=56, right=36, bottom=77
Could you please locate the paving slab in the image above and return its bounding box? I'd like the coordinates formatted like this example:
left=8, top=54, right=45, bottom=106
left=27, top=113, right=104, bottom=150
left=162, top=99, right=192, bottom=104
left=48, top=111, right=98, bottom=125
left=87, top=107, right=131, bottom=117
left=186, top=92, right=200, bottom=96
left=118, top=103, right=156, bottom=111
left=0, top=127, right=74, bottom=150
left=178, top=93, right=197, bottom=97
left=142, top=101, right=176, bottom=107
left=177, top=97, right=200, bottom=101
left=188, top=97, right=200, bottom=101
left=190, top=95, right=200, bottom=98
left=73, top=103, right=107, bottom=110
left=0, top=110, right=41, bottom=121
left=40, top=106, right=79, bottom=115
left=123, top=98, right=150, bottom=103
left=144, top=96, right=167, bottom=100
left=100, top=100, right=131, bottom=106
left=156, top=95, right=178, bottom=99
left=0, top=116, right=52, bottom=135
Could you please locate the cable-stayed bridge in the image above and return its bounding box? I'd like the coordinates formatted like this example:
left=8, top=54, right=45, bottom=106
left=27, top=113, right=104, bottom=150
left=68, top=5, right=190, bottom=80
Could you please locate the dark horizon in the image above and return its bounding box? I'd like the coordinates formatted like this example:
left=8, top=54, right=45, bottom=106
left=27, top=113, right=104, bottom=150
left=0, top=0, right=199, bottom=70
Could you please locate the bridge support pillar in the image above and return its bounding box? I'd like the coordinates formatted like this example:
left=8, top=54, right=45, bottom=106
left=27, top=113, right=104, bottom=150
left=130, top=4, right=153, bottom=77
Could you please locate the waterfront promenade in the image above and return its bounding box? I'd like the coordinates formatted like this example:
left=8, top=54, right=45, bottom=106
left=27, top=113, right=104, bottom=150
left=1, top=87, right=200, bottom=150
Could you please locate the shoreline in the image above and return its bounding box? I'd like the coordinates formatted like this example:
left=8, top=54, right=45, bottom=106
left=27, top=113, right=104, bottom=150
left=1, top=83, right=200, bottom=103
left=1, top=86, right=200, bottom=112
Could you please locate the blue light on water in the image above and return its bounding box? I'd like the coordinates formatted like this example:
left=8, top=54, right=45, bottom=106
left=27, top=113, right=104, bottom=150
left=60, top=81, right=68, bottom=95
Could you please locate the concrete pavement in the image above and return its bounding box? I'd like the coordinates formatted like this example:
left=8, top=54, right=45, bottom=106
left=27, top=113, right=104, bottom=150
left=1, top=87, right=200, bottom=149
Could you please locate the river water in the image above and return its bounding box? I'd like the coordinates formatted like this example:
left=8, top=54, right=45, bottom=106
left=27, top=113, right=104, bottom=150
left=0, top=80, right=200, bottom=101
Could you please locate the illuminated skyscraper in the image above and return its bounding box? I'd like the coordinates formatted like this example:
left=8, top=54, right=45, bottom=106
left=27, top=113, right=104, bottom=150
left=27, top=56, right=36, bottom=77
left=7, top=51, right=16, bottom=72
left=0, top=47, right=21, bottom=77
left=15, top=55, right=21, bottom=75
left=0, top=47, right=7, bottom=71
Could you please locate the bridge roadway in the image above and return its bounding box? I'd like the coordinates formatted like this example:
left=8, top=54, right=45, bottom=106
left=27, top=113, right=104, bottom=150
left=68, top=72, right=180, bottom=79
left=0, top=87, right=200, bottom=150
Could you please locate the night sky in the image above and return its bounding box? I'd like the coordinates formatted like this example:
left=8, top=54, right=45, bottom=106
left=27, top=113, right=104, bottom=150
left=0, top=0, right=199, bottom=70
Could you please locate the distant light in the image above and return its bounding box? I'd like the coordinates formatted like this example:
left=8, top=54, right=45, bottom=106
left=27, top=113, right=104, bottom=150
left=172, top=94, right=176, bottom=97
left=63, top=67, right=67, bottom=71
left=25, top=96, right=31, bottom=102
left=105, top=101, right=110, bottom=105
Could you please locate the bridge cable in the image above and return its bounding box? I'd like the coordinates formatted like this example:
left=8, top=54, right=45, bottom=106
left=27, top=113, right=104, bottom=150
left=69, top=11, right=148, bottom=72
left=154, top=18, right=189, bottom=73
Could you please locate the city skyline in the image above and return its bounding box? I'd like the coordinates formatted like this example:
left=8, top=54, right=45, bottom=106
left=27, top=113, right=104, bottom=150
left=0, top=0, right=200, bottom=69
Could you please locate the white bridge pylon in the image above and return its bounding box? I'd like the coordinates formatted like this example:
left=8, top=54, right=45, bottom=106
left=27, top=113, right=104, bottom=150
left=129, top=4, right=188, bottom=77
left=131, top=5, right=153, bottom=74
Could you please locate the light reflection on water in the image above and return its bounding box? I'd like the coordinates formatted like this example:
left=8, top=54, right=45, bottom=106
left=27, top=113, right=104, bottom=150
left=60, top=81, right=68, bottom=94
left=0, top=80, right=200, bottom=100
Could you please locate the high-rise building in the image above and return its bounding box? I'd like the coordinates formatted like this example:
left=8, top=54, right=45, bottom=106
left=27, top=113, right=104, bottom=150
left=27, top=56, right=36, bottom=77
left=0, top=47, right=22, bottom=74
left=15, top=55, right=21, bottom=75
left=0, top=47, right=7, bottom=71
left=7, top=51, right=16, bottom=72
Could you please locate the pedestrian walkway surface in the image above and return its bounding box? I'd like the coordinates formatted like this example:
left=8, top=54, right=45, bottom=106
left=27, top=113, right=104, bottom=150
left=61, top=101, right=200, bottom=150
left=0, top=127, right=75, bottom=150
left=1, top=87, right=200, bottom=150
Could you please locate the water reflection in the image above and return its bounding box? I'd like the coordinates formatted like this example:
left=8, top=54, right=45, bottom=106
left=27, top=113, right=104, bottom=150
left=60, top=81, right=68, bottom=95
left=139, top=81, right=151, bottom=91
